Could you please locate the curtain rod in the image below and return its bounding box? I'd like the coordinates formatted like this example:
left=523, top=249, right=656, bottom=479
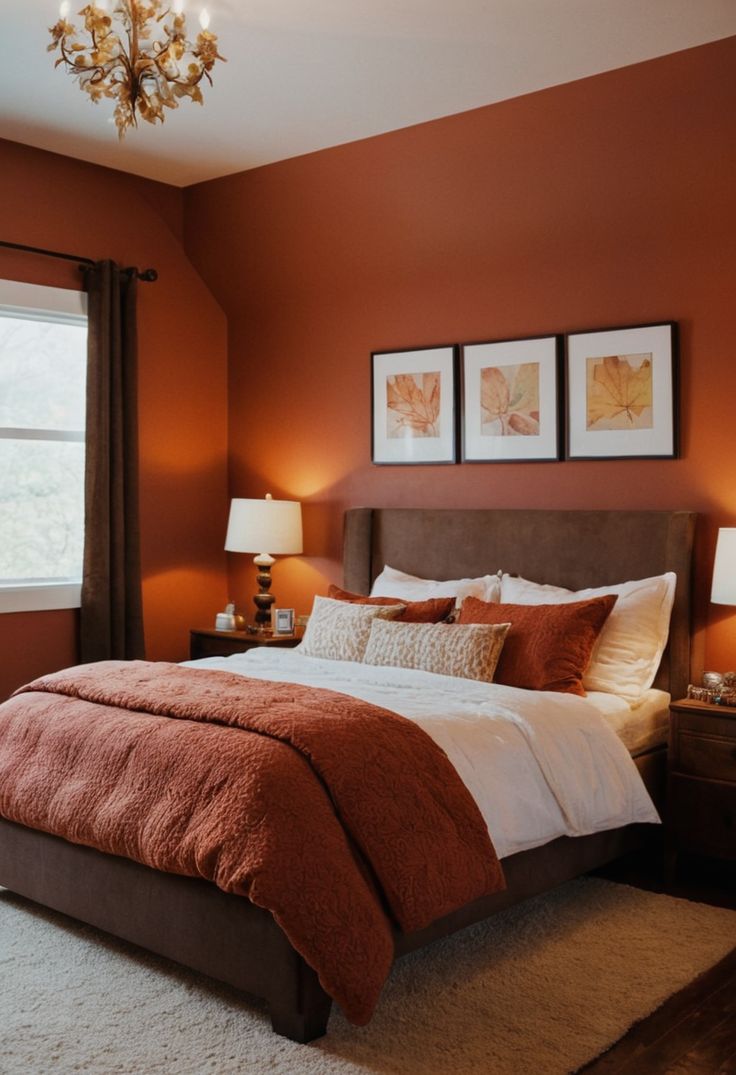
left=0, top=240, right=158, bottom=282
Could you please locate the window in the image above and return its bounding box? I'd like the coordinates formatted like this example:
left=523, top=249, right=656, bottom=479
left=0, top=279, right=87, bottom=613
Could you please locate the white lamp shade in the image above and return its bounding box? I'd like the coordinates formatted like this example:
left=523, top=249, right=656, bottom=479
left=711, top=528, right=736, bottom=605
left=225, top=496, right=303, bottom=555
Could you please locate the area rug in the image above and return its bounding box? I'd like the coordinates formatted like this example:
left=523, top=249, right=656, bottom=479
left=1, top=877, right=734, bottom=1075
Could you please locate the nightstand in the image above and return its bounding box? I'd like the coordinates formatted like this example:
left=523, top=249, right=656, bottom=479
left=667, top=698, right=736, bottom=869
left=189, top=627, right=303, bottom=660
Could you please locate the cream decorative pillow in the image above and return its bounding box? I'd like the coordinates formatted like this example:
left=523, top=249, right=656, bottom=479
left=370, top=564, right=501, bottom=607
left=363, top=620, right=510, bottom=683
left=500, top=572, right=677, bottom=703
left=300, top=596, right=406, bottom=663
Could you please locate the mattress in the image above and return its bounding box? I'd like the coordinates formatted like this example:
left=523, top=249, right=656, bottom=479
left=588, top=688, right=670, bottom=756
left=185, top=648, right=660, bottom=860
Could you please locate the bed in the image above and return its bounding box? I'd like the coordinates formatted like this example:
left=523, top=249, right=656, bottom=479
left=0, top=507, right=697, bottom=1042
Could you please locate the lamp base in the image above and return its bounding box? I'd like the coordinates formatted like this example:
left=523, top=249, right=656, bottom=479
left=252, top=552, right=275, bottom=630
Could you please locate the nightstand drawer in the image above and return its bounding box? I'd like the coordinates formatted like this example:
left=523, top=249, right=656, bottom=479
left=676, top=732, right=736, bottom=783
left=189, top=628, right=303, bottom=660
left=675, top=710, right=736, bottom=739
left=190, top=632, right=254, bottom=660
left=668, top=774, right=736, bottom=859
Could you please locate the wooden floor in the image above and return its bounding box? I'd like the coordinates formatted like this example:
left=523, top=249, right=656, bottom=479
left=580, top=852, right=736, bottom=1074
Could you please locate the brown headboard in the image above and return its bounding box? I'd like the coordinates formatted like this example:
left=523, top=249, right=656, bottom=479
left=343, top=508, right=696, bottom=700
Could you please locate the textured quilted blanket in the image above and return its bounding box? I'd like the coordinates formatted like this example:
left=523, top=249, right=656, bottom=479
left=0, top=660, right=504, bottom=1023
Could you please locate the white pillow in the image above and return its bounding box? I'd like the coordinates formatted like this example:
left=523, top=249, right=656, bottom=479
left=363, top=619, right=509, bottom=683
left=500, top=572, right=676, bottom=703
left=300, top=596, right=405, bottom=663
left=371, top=564, right=501, bottom=607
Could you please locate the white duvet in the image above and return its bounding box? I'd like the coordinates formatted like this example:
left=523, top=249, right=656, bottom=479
left=183, top=648, right=660, bottom=860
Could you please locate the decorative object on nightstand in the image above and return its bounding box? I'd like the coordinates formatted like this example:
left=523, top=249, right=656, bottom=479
left=687, top=673, right=736, bottom=707
left=224, top=494, right=303, bottom=632
left=214, top=602, right=237, bottom=632
left=189, top=627, right=303, bottom=661
left=272, top=608, right=296, bottom=635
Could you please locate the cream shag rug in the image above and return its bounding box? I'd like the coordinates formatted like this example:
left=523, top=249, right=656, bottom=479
left=1, top=877, right=734, bottom=1075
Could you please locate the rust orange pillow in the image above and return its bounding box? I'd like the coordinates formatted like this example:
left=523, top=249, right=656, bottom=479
left=457, top=595, right=617, bottom=695
left=327, top=584, right=454, bottom=624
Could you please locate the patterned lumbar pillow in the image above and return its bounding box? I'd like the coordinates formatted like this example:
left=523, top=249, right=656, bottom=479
left=300, top=595, right=406, bottom=663
left=362, top=619, right=510, bottom=683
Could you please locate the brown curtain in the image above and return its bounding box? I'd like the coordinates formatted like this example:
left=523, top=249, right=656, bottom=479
left=80, top=260, right=145, bottom=661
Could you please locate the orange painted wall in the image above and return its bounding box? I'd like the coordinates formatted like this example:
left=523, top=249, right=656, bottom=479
left=184, top=36, right=736, bottom=676
left=0, top=139, right=229, bottom=699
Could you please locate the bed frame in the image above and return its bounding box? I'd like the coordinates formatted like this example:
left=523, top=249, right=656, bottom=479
left=0, top=508, right=697, bottom=1043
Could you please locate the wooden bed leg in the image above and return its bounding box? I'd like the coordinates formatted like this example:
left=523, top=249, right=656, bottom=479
left=269, top=959, right=332, bottom=1043
left=269, top=998, right=331, bottom=1043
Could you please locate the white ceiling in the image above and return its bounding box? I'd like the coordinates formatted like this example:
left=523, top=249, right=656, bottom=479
left=0, top=0, right=735, bottom=188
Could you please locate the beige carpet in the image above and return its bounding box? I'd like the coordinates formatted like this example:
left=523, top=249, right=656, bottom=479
left=1, top=878, right=734, bottom=1075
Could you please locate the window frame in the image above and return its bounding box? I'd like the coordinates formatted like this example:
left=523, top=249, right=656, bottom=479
left=0, top=279, right=88, bottom=614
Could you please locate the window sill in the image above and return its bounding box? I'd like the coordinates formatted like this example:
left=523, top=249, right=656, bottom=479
left=0, top=582, right=81, bottom=614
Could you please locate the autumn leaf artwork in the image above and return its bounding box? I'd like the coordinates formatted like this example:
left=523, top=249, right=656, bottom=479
left=586, top=353, right=653, bottom=431
left=480, top=363, right=540, bottom=436
left=386, top=371, right=441, bottom=438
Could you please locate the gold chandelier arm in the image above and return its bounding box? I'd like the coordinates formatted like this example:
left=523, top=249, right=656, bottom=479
left=127, top=6, right=137, bottom=78
left=58, top=44, right=122, bottom=89
left=54, top=15, right=127, bottom=86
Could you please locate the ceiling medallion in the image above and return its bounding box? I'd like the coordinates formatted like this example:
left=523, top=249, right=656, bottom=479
left=48, top=1, right=225, bottom=138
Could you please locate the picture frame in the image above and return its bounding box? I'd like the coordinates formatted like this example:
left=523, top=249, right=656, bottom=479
left=566, top=322, right=678, bottom=460
left=272, top=608, right=295, bottom=635
left=460, top=335, right=562, bottom=462
left=371, top=346, right=457, bottom=464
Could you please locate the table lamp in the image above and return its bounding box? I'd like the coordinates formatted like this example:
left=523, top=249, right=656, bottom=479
left=711, top=528, right=736, bottom=606
left=225, top=494, right=303, bottom=630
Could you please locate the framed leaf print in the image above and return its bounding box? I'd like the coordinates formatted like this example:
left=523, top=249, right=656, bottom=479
left=461, top=335, right=562, bottom=462
left=566, top=323, right=678, bottom=460
left=371, top=346, right=457, bottom=464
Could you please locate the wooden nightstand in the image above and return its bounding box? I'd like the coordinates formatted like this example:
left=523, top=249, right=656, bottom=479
left=189, top=627, right=303, bottom=661
left=667, top=698, right=736, bottom=869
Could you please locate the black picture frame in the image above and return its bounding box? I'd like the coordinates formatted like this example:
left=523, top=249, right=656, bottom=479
left=565, top=322, right=678, bottom=460
left=371, top=345, right=458, bottom=465
left=460, top=334, right=563, bottom=462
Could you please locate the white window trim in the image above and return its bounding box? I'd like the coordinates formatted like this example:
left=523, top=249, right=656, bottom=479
left=0, top=279, right=87, bottom=614
left=0, top=581, right=81, bottom=614
left=0, top=427, right=85, bottom=442
left=0, top=279, right=87, bottom=319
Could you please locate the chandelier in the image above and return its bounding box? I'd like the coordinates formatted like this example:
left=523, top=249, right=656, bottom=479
left=48, top=1, right=225, bottom=138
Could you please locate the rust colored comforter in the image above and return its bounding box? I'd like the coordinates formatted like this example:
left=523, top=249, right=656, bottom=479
left=0, top=660, right=504, bottom=1023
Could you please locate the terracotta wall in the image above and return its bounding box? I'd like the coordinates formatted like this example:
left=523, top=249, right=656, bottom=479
left=0, top=139, right=229, bottom=699
left=184, top=36, right=736, bottom=675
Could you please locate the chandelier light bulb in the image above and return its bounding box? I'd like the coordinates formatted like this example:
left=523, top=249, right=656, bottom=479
left=58, top=1, right=70, bottom=16
left=172, top=0, right=185, bottom=12
left=199, top=8, right=211, bottom=30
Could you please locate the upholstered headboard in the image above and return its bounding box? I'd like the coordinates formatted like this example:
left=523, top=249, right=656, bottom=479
left=343, top=508, right=696, bottom=700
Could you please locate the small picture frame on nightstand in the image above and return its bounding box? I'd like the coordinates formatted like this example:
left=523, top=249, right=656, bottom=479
left=273, top=608, right=295, bottom=635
